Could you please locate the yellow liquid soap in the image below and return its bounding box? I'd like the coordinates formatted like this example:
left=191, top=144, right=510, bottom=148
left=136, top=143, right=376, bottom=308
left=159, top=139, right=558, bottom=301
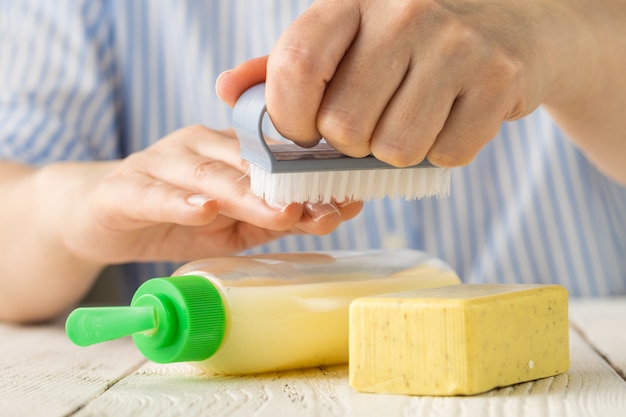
left=66, top=249, right=461, bottom=375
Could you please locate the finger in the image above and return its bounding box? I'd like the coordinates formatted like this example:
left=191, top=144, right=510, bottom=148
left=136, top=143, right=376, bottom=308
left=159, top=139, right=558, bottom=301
left=137, top=127, right=364, bottom=234
left=315, top=14, right=413, bottom=158
left=178, top=126, right=247, bottom=171
left=179, top=143, right=364, bottom=234
left=426, top=37, right=521, bottom=167
left=427, top=89, right=506, bottom=167
left=134, top=128, right=303, bottom=231
left=146, top=147, right=310, bottom=231
left=291, top=199, right=364, bottom=235
left=265, top=0, right=361, bottom=145
left=145, top=126, right=247, bottom=181
left=180, top=130, right=364, bottom=231
left=297, top=202, right=342, bottom=234
left=101, top=177, right=220, bottom=229
left=335, top=199, right=363, bottom=222
left=369, top=59, right=458, bottom=167
left=216, top=56, right=268, bottom=107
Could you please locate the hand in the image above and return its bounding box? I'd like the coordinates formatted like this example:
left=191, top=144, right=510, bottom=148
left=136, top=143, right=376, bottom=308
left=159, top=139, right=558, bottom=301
left=218, top=0, right=584, bottom=168
left=46, top=125, right=362, bottom=264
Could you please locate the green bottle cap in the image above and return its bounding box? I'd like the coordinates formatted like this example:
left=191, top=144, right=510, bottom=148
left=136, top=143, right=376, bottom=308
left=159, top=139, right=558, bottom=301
left=65, top=275, right=226, bottom=364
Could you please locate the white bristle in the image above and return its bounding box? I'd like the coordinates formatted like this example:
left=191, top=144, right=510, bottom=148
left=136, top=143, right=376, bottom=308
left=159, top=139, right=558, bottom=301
left=248, top=166, right=451, bottom=204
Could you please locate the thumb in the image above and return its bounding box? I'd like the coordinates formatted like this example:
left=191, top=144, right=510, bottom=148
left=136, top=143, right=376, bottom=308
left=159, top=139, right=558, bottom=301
left=216, top=55, right=268, bottom=107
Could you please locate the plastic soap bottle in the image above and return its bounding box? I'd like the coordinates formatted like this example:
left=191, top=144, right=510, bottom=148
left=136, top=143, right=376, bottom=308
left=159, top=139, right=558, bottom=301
left=66, top=249, right=460, bottom=375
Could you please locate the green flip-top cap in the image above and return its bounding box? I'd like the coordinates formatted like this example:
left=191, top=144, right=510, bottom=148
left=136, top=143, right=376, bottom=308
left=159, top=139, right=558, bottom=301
left=65, top=275, right=226, bottom=364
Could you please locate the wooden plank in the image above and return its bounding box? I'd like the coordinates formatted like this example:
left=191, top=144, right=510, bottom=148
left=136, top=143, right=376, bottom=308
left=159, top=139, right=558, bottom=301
left=72, top=328, right=626, bottom=417
left=0, top=321, right=145, bottom=417
left=569, top=298, right=626, bottom=379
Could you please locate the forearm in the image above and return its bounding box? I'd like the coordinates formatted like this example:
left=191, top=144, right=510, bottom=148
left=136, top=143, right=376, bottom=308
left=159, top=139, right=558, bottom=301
left=543, top=0, right=626, bottom=184
left=0, top=162, right=106, bottom=323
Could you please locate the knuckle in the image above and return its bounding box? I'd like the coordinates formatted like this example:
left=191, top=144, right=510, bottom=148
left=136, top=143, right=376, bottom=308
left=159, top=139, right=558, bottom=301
left=180, top=124, right=211, bottom=137
left=427, top=148, right=475, bottom=167
left=392, top=1, right=428, bottom=28
left=192, top=160, right=223, bottom=184
left=317, top=109, right=371, bottom=156
left=372, top=145, right=427, bottom=168
left=489, top=59, right=527, bottom=118
left=114, top=151, right=148, bottom=175
left=371, top=132, right=430, bottom=167
left=264, top=209, right=301, bottom=231
left=484, top=56, right=523, bottom=93
left=269, top=46, right=322, bottom=85
left=159, top=124, right=212, bottom=150
left=233, top=179, right=251, bottom=199
left=438, top=22, right=480, bottom=58
left=384, top=0, right=439, bottom=33
left=135, top=180, right=156, bottom=200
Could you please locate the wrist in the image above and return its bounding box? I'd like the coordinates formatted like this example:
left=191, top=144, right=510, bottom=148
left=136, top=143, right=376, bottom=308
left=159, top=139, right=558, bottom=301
left=33, top=161, right=113, bottom=273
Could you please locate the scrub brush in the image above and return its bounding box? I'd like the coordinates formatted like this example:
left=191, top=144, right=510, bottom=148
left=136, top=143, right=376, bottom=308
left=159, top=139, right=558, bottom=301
left=233, top=83, right=450, bottom=204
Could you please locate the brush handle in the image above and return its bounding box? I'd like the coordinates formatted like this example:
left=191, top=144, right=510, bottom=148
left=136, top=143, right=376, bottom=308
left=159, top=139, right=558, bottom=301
left=232, top=83, right=277, bottom=171
left=233, top=83, right=435, bottom=173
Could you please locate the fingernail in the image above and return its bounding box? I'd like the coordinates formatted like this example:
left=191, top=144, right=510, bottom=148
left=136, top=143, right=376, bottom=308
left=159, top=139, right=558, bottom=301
left=215, top=70, right=233, bottom=99
left=335, top=199, right=357, bottom=208
left=187, top=194, right=214, bottom=207
left=266, top=200, right=291, bottom=212
left=305, top=202, right=340, bottom=222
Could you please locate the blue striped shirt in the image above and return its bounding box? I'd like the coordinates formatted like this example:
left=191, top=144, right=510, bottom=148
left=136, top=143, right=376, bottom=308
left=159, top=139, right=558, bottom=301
left=1, top=0, right=625, bottom=297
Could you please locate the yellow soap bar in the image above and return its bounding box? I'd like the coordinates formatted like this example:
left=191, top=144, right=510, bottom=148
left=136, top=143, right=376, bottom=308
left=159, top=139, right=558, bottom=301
left=349, top=284, right=569, bottom=396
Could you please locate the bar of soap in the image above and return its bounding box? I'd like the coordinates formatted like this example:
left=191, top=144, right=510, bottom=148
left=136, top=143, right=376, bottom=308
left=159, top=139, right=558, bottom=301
left=349, top=284, right=569, bottom=396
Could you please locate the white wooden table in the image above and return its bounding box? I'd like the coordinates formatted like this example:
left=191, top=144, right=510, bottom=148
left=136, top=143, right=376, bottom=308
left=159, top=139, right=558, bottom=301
left=1, top=299, right=625, bottom=417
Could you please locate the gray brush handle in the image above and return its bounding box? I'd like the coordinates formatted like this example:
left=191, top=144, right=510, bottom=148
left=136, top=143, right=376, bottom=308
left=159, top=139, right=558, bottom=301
left=233, top=83, right=433, bottom=173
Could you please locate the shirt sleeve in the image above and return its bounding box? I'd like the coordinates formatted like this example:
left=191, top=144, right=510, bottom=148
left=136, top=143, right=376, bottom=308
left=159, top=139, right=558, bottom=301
left=0, top=0, right=120, bottom=165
